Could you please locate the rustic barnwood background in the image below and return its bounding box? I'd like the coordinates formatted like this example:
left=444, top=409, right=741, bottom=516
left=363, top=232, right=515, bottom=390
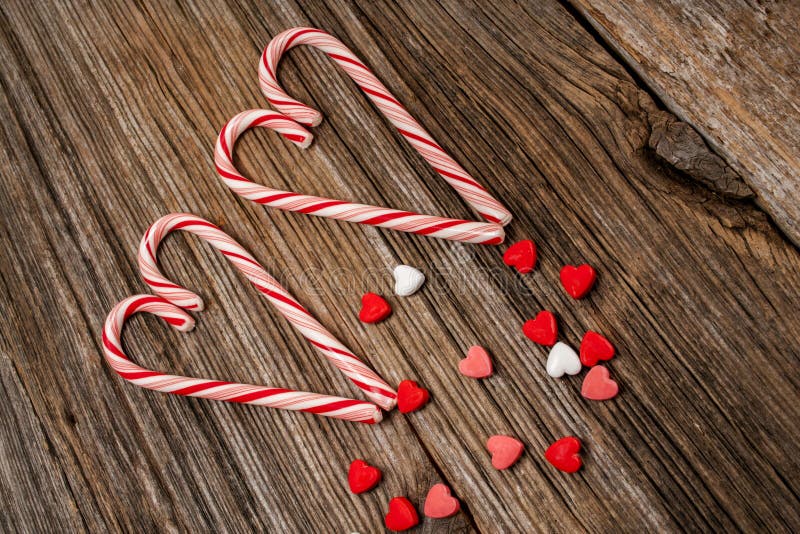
left=1, top=0, right=798, bottom=532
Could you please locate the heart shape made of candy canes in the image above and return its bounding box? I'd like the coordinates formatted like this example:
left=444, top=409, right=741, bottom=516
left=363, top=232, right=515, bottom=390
left=135, top=213, right=397, bottom=413
left=102, top=295, right=383, bottom=424
left=215, top=27, right=512, bottom=245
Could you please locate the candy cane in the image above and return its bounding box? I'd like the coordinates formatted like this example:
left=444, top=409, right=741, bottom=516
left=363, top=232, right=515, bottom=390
left=258, top=28, right=511, bottom=226
left=215, top=109, right=505, bottom=245
left=102, top=295, right=383, bottom=423
left=138, top=213, right=397, bottom=411
left=259, top=27, right=513, bottom=227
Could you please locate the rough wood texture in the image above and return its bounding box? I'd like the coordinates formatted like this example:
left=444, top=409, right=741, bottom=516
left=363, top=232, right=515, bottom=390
left=568, top=0, right=800, bottom=245
left=1, top=0, right=799, bottom=531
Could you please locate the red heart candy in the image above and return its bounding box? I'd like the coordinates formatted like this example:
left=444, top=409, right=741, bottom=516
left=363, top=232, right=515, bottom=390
left=560, top=264, right=596, bottom=299
left=486, top=435, right=524, bottom=470
left=424, top=483, right=460, bottom=519
left=347, top=459, right=381, bottom=494
left=397, top=380, right=429, bottom=413
left=580, top=331, right=615, bottom=366
left=385, top=496, right=419, bottom=531
left=522, top=311, right=558, bottom=346
left=459, top=345, right=493, bottom=378
left=581, top=365, right=618, bottom=400
left=545, top=436, right=582, bottom=473
left=503, top=239, right=537, bottom=274
left=358, top=292, right=392, bottom=323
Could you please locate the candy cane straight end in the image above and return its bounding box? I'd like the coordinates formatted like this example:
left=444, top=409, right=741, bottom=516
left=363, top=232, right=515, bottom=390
left=296, top=133, right=314, bottom=149
left=305, top=113, right=323, bottom=129
left=369, top=407, right=384, bottom=424
left=184, top=296, right=205, bottom=312
left=383, top=397, right=397, bottom=412
left=483, top=225, right=506, bottom=245
left=172, top=315, right=196, bottom=333
left=278, top=125, right=314, bottom=149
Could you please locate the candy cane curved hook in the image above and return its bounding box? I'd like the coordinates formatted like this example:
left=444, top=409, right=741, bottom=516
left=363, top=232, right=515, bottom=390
left=137, top=213, right=397, bottom=410
left=215, top=109, right=505, bottom=245
left=259, top=27, right=513, bottom=227
left=102, top=295, right=383, bottom=423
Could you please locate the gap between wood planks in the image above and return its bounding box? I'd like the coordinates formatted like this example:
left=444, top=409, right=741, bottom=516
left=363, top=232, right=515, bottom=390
left=561, top=0, right=799, bottom=250
left=556, top=1, right=793, bottom=235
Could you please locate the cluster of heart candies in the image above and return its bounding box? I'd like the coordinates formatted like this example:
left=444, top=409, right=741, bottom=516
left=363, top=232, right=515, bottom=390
left=345, top=240, right=616, bottom=530
left=509, top=240, right=618, bottom=399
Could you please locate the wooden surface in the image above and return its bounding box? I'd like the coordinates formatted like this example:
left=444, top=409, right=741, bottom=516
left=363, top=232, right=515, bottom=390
left=1, top=0, right=799, bottom=532
left=569, top=0, right=800, bottom=246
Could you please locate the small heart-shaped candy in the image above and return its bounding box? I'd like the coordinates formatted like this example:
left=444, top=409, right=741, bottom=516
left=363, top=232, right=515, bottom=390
left=384, top=496, right=419, bottom=531
left=348, top=459, right=382, bottom=494
left=459, top=345, right=493, bottom=378
left=580, top=331, right=615, bottom=366
left=546, top=342, right=582, bottom=377
left=393, top=265, right=425, bottom=297
left=358, top=292, right=392, bottom=323
left=560, top=264, right=596, bottom=299
left=545, top=436, right=582, bottom=473
left=503, top=240, right=537, bottom=274
left=523, top=311, right=558, bottom=346
left=581, top=365, right=618, bottom=400
left=397, top=380, right=429, bottom=413
left=424, top=483, right=460, bottom=519
left=486, top=435, right=524, bottom=470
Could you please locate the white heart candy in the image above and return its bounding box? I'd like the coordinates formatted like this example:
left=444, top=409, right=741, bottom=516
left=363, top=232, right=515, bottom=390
left=393, top=264, right=425, bottom=296
left=546, top=342, right=582, bottom=377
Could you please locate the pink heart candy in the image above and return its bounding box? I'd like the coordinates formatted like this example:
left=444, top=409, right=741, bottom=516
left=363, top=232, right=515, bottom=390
left=486, top=435, right=524, bottom=470
left=424, top=483, right=460, bottom=519
left=459, top=346, right=493, bottom=378
left=581, top=365, right=619, bottom=400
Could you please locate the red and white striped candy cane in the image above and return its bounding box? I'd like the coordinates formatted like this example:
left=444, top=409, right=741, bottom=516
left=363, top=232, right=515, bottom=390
left=215, top=109, right=505, bottom=245
left=102, top=295, right=383, bottom=423
left=138, top=213, right=397, bottom=411
left=259, top=27, right=513, bottom=227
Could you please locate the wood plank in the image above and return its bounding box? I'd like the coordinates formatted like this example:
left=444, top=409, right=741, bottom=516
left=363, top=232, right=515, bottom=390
left=0, top=0, right=798, bottom=531
left=568, top=0, right=800, bottom=246
left=0, top=347, right=86, bottom=531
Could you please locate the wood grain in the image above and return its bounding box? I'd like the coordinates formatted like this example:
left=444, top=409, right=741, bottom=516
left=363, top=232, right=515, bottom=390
left=0, top=0, right=798, bottom=531
left=568, top=0, right=800, bottom=246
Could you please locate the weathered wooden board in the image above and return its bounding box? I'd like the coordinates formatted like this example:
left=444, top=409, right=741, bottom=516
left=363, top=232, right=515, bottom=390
left=1, top=0, right=799, bottom=532
left=568, top=0, right=800, bottom=246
